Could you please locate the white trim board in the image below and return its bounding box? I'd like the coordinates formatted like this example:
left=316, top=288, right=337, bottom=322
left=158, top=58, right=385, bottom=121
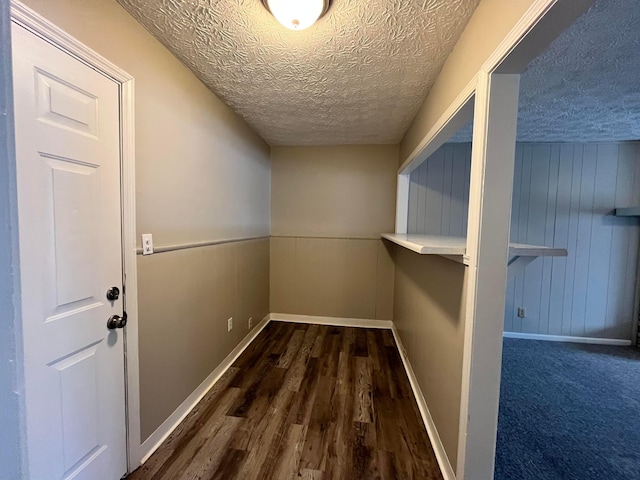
left=390, top=325, right=456, bottom=480
left=503, top=332, right=632, bottom=346
left=10, top=1, right=142, bottom=472
left=10, top=1, right=131, bottom=81
left=140, top=314, right=271, bottom=463
left=399, top=78, right=476, bottom=176
left=269, top=313, right=393, bottom=329
left=457, top=73, right=521, bottom=480
left=135, top=235, right=270, bottom=255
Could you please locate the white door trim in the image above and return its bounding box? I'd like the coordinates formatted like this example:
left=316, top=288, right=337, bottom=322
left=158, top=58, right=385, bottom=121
left=10, top=1, right=141, bottom=472
left=457, top=72, right=521, bottom=480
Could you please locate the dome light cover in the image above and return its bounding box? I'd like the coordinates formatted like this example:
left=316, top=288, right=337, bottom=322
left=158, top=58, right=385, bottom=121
left=263, top=0, right=330, bottom=31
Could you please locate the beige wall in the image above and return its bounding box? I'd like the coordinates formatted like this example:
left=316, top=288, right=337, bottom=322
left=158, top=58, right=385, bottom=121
left=270, top=145, right=397, bottom=320
left=400, top=0, right=535, bottom=163
left=271, top=145, right=397, bottom=238
left=393, top=248, right=467, bottom=470
left=21, top=0, right=272, bottom=442
left=137, top=238, right=269, bottom=439
left=271, top=237, right=394, bottom=320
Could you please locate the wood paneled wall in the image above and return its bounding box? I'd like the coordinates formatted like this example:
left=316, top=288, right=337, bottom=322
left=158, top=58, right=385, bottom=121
left=508, top=143, right=640, bottom=339
left=408, top=142, right=640, bottom=340
left=408, top=143, right=472, bottom=236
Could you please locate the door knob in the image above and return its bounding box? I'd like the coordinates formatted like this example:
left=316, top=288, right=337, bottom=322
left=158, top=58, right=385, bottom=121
left=107, top=312, right=127, bottom=329
left=106, top=287, right=120, bottom=301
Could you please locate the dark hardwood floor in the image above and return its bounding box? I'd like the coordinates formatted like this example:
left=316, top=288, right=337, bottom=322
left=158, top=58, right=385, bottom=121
left=127, top=321, right=443, bottom=480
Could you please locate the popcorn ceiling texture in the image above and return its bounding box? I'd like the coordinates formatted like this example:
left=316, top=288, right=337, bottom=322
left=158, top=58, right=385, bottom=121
left=117, top=0, right=481, bottom=146
left=451, top=0, right=640, bottom=143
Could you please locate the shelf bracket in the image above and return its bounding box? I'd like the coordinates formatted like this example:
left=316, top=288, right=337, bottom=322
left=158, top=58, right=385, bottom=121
left=507, top=255, right=537, bottom=281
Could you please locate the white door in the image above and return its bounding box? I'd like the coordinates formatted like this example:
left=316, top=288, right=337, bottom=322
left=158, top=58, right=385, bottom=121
left=12, top=23, right=127, bottom=480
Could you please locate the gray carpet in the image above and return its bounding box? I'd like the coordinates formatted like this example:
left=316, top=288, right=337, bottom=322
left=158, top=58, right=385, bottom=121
left=496, top=338, right=640, bottom=480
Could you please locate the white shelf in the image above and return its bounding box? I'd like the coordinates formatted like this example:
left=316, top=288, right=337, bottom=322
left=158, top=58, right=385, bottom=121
left=508, top=243, right=567, bottom=257
left=381, top=234, right=466, bottom=256
left=381, top=234, right=567, bottom=270
left=615, top=207, right=640, bottom=217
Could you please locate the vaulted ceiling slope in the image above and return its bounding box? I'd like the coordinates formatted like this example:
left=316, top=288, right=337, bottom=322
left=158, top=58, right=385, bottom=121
left=451, top=0, right=640, bottom=143
left=117, top=0, right=481, bottom=146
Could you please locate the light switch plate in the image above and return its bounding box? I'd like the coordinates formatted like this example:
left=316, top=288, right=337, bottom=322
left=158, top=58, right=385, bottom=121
left=228, top=317, right=233, bottom=332
left=142, top=234, right=154, bottom=255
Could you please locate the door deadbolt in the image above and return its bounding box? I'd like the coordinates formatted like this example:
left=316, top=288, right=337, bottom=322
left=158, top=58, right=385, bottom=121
left=106, top=287, right=120, bottom=301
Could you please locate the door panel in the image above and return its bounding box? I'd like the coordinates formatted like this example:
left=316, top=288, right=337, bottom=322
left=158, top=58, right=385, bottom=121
left=51, top=161, right=99, bottom=305
left=35, top=69, right=99, bottom=137
left=50, top=344, right=101, bottom=471
left=12, top=23, right=127, bottom=480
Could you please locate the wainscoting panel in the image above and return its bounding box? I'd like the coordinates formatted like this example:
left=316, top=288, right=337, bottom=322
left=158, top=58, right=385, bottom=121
left=137, top=238, right=270, bottom=441
left=270, top=237, right=394, bottom=321
left=408, top=142, right=640, bottom=340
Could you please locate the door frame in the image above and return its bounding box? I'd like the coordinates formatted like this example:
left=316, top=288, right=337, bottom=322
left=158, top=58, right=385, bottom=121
left=10, top=1, right=142, bottom=472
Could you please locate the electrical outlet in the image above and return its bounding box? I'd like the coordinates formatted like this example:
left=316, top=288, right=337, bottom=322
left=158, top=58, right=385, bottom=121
left=141, top=234, right=154, bottom=255
left=517, top=307, right=526, bottom=318
left=248, top=317, right=253, bottom=329
left=227, top=317, right=233, bottom=332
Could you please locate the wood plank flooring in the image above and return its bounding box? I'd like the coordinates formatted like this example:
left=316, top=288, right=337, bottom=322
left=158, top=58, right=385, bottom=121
left=127, top=321, right=443, bottom=480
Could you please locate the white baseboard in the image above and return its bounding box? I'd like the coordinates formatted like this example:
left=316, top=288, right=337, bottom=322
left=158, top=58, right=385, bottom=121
left=139, top=314, right=271, bottom=464
left=269, top=312, right=393, bottom=329
left=503, top=331, right=631, bottom=346
left=390, top=325, right=456, bottom=480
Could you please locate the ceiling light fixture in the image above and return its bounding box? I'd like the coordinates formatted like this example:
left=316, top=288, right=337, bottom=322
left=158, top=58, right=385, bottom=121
left=262, top=0, right=331, bottom=31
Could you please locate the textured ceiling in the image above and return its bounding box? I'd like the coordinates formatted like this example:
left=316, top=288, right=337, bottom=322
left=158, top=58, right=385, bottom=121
left=117, top=0, right=481, bottom=145
left=451, top=0, right=640, bottom=143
